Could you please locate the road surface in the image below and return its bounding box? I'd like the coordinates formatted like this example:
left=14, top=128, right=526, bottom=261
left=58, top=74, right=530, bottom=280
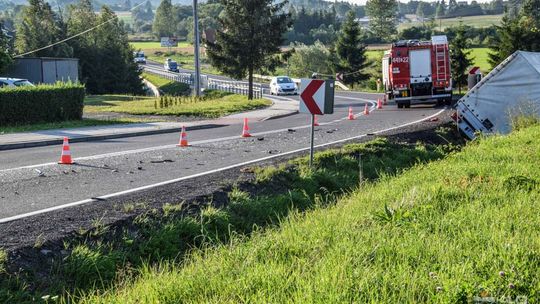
left=0, top=89, right=444, bottom=223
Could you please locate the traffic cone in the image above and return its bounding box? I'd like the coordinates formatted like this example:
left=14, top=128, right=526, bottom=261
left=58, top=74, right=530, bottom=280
left=58, top=137, right=74, bottom=165
left=313, top=115, right=320, bottom=126
left=347, top=106, right=355, bottom=120
left=364, top=103, right=370, bottom=115
left=377, top=98, right=383, bottom=109
left=241, top=118, right=251, bottom=137
left=383, top=95, right=388, bottom=105
left=176, top=125, right=189, bottom=147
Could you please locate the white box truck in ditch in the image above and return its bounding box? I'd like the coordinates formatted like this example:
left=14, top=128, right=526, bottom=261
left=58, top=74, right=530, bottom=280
left=456, top=51, right=540, bottom=139
left=382, top=36, right=452, bottom=108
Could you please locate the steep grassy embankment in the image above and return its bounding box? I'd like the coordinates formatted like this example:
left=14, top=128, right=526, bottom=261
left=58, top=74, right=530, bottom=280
left=79, top=124, right=540, bottom=303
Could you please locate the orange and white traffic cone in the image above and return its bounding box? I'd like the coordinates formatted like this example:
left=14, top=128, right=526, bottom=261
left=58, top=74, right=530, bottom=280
left=313, top=115, right=320, bottom=126
left=58, top=137, right=74, bottom=165
left=364, top=103, right=370, bottom=115
left=347, top=106, right=355, bottom=120
left=241, top=118, right=251, bottom=137
left=377, top=98, right=383, bottom=109
left=176, top=125, right=189, bottom=147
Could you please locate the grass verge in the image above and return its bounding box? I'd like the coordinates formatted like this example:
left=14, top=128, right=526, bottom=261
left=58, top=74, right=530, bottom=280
left=141, top=72, right=191, bottom=96
left=0, top=125, right=462, bottom=303
left=85, top=91, right=272, bottom=118
left=77, top=124, right=540, bottom=303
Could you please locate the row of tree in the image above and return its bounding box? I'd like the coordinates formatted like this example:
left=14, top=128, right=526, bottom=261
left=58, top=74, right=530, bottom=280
left=2, top=0, right=143, bottom=94
left=401, top=0, right=505, bottom=19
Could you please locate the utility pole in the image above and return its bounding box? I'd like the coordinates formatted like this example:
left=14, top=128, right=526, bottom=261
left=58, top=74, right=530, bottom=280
left=193, top=0, right=201, bottom=96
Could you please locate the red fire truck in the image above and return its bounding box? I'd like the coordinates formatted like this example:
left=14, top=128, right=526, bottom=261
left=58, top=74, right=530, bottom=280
left=382, top=35, right=452, bottom=108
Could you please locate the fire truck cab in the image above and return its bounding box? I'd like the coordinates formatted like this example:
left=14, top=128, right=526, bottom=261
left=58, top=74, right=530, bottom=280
left=382, top=35, right=452, bottom=108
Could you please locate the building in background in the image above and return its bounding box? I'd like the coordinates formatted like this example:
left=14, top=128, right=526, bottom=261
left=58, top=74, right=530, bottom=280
left=6, top=58, right=79, bottom=84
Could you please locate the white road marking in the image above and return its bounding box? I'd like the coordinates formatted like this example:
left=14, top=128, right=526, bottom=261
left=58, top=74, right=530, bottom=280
left=0, top=100, right=377, bottom=173
left=0, top=108, right=445, bottom=224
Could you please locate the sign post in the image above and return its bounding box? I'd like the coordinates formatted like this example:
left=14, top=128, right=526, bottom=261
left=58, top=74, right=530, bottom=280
left=299, top=78, right=335, bottom=167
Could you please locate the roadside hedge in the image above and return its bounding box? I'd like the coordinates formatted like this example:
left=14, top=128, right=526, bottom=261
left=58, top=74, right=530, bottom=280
left=0, top=83, right=85, bottom=125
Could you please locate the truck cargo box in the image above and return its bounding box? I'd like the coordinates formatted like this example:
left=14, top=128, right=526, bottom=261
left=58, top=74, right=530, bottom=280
left=456, top=51, right=540, bottom=139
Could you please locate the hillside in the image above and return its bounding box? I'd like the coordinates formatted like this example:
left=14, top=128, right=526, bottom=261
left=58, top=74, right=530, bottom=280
left=79, top=124, right=540, bottom=303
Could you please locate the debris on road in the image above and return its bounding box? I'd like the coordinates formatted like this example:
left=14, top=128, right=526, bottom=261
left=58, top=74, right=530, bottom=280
left=150, top=159, right=175, bottom=164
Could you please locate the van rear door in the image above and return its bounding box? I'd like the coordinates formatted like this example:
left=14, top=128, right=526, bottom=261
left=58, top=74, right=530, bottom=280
left=409, top=49, right=432, bottom=84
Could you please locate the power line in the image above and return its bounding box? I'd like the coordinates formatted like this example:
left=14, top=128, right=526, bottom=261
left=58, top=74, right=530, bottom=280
left=13, top=0, right=146, bottom=58
left=309, top=69, right=365, bottom=77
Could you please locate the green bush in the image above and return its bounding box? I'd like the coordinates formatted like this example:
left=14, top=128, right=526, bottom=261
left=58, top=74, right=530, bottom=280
left=0, top=82, right=85, bottom=125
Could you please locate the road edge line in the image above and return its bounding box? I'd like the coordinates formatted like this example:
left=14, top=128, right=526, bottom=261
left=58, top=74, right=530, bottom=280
left=0, top=108, right=446, bottom=224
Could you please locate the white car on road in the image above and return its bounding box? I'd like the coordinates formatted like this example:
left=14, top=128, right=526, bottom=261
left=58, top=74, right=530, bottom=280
left=0, top=77, right=35, bottom=88
left=269, top=76, right=298, bottom=95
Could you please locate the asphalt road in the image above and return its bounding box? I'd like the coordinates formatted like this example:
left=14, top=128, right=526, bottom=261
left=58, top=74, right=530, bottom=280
left=0, top=62, right=445, bottom=223
left=0, top=93, right=443, bottom=222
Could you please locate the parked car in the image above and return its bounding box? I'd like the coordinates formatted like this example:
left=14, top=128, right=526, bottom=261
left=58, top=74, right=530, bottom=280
left=134, top=51, right=146, bottom=64
left=269, top=76, right=298, bottom=95
left=0, top=77, right=35, bottom=88
left=164, top=58, right=179, bottom=73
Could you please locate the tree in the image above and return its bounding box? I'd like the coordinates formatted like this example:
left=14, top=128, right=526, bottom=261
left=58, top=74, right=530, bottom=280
left=0, top=22, right=11, bottom=73
left=67, top=0, right=143, bottom=94
left=207, top=0, right=291, bottom=100
left=15, top=0, right=72, bottom=57
left=153, top=0, right=176, bottom=38
left=489, top=0, right=540, bottom=67
left=450, top=23, right=473, bottom=94
left=435, top=0, right=446, bottom=18
left=366, top=0, right=398, bottom=42
left=399, top=24, right=433, bottom=40
left=287, top=41, right=333, bottom=77
left=416, top=2, right=427, bottom=18
left=334, top=10, right=369, bottom=87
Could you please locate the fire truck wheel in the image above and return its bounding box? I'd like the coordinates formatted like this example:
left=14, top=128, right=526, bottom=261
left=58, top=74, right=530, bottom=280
left=397, top=103, right=404, bottom=109
left=404, top=102, right=411, bottom=108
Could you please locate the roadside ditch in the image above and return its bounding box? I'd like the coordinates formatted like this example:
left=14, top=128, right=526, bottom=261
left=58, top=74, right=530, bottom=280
left=0, top=110, right=465, bottom=302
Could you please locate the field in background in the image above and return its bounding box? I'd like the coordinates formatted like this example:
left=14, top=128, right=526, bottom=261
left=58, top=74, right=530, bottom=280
left=115, top=11, right=133, bottom=25
left=130, top=41, right=192, bottom=50
left=366, top=47, right=492, bottom=72
left=399, top=14, right=503, bottom=30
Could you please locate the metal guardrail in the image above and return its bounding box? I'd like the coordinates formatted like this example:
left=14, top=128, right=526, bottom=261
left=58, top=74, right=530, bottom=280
left=142, top=65, right=263, bottom=99
left=208, top=79, right=263, bottom=99
left=143, top=66, right=194, bottom=85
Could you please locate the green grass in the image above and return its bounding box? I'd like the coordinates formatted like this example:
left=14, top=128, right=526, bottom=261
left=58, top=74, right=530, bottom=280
left=85, top=92, right=272, bottom=118
left=84, top=94, right=154, bottom=105
left=0, top=119, right=133, bottom=134
left=141, top=72, right=192, bottom=96
left=77, top=124, right=540, bottom=303
left=469, top=47, right=492, bottom=72
left=400, top=14, right=503, bottom=30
